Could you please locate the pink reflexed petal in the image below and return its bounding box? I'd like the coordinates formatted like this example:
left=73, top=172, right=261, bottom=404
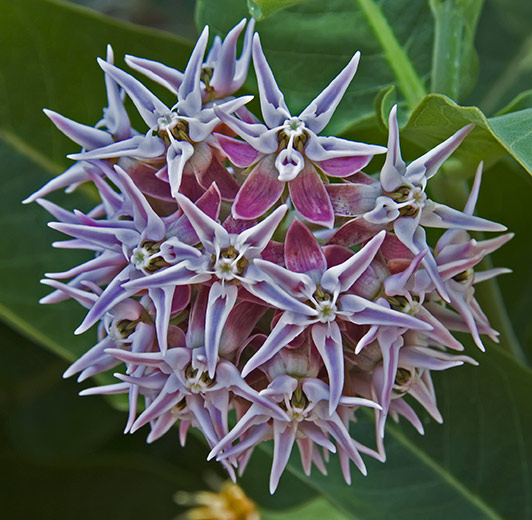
left=285, top=219, right=327, bottom=274
left=288, top=162, right=334, bottom=228
left=175, top=193, right=229, bottom=249
left=270, top=422, right=297, bottom=494
left=321, top=230, right=386, bottom=293
left=220, top=302, right=268, bottom=356
left=383, top=250, right=426, bottom=296
left=317, top=155, right=372, bottom=177
left=121, top=159, right=173, bottom=202
left=327, top=218, right=384, bottom=248
left=326, top=183, right=380, bottom=216
left=311, top=322, right=345, bottom=414
left=195, top=154, right=240, bottom=201
left=179, top=171, right=205, bottom=202
left=241, top=314, right=307, bottom=377
left=205, top=283, right=239, bottom=377
left=232, top=155, right=285, bottom=220
left=216, top=133, right=262, bottom=167
left=261, top=241, right=285, bottom=265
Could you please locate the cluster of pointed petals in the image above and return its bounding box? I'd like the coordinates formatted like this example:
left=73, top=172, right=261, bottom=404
left=27, top=20, right=511, bottom=494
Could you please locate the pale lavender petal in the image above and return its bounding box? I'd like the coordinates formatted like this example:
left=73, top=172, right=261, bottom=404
left=420, top=202, right=507, bottom=232
left=380, top=105, right=406, bottom=192
left=311, top=322, right=345, bottom=414
left=176, top=192, right=229, bottom=248
left=45, top=251, right=124, bottom=280
left=205, top=282, right=238, bottom=377
left=321, top=230, right=385, bottom=293
left=407, top=374, right=443, bottom=423
left=474, top=267, right=512, bottom=284
left=167, top=140, right=195, bottom=197
left=298, top=422, right=336, bottom=452
left=340, top=294, right=432, bottom=330
left=249, top=260, right=316, bottom=303
left=98, top=58, right=170, bottom=128
left=125, top=55, right=183, bottom=95
left=299, top=52, right=360, bottom=133
left=391, top=399, right=424, bottom=434
left=288, top=162, right=334, bottom=228
left=187, top=394, right=221, bottom=447
left=113, top=165, right=166, bottom=240
left=305, top=134, right=386, bottom=161
left=236, top=205, right=287, bottom=257
left=68, top=134, right=166, bottom=161
left=178, top=26, right=209, bottom=117
left=407, top=124, right=473, bottom=184
left=270, top=422, right=297, bottom=493
left=43, top=109, right=113, bottom=149
left=252, top=34, right=291, bottom=127
left=23, top=163, right=89, bottom=204
left=149, top=286, right=175, bottom=354
left=233, top=18, right=255, bottom=89
left=232, top=155, right=285, bottom=220
left=36, top=198, right=78, bottom=223
left=63, top=336, right=114, bottom=379
left=383, top=250, right=426, bottom=296
left=241, top=314, right=307, bottom=377
left=39, top=279, right=97, bottom=308
left=464, top=162, right=483, bottom=215
left=75, top=267, right=132, bottom=334
left=285, top=219, right=327, bottom=274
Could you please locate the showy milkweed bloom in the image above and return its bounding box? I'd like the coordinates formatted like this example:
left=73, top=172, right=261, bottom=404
left=27, top=19, right=511, bottom=494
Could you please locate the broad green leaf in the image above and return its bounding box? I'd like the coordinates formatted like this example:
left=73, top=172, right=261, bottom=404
left=196, top=0, right=434, bottom=134
left=495, top=89, right=532, bottom=116
left=247, top=0, right=310, bottom=20
left=261, top=497, right=349, bottom=519
left=0, top=0, right=193, bottom=172
left=467, top=1, right=532, bottom=114
left=430, top=0, right=483, bottom=100
left=400, top=94, right=532, bottom=176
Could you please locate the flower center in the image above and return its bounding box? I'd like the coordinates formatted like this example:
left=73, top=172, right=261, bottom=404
left=453, top=268, right=474, bottom=283
left=184, top=363, right=216, bottom=394
left=387, top=295, right=420, bottom=315
left=131, top=242, right=170, bottom=274
left=212, top=245, right=249, bottom=282
left=388, top=184, right=427, bottom=217
left=312, top=287, right=337, bottom=323
left=392, top=367, right=420, bottom=395
left=282, top=386, right=310, bottom=422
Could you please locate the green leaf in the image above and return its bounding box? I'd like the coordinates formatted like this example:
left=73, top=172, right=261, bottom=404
left=246, top=0, right=311, bottom=20
left=196, top=0, right=434, bottom=134
left=0, top=0, right=193, bottom=173
left=261, top=497, right=349, bottom=520
left=429, top=0, right=483, bottom=100
left=401, top=94, right=532, bottom=177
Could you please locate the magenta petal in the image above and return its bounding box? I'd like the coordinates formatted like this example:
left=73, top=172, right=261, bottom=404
left=195, top=154, right=240, bottom=201
left=317, top=155, right=372, bottom=177
left=285, top=219, right=327, bottom=274
left=233, top=155, right=285, bottom=220
left=216, top=134, right=261, bottom=167
left=327, top=218, right=384, bottom=248
left=288, top=163, right=334, bottom=228
left=326, top=183, right=380, bottom=216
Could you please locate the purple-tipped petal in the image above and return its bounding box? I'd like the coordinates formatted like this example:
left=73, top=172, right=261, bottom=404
left=380, top=105, right=406, bottom=192
left=205, top=283, right=238, bottom=377
left=311, top=322, right=345, bottom=414
left=288, top=162, right=334, bottom=228
left=299, top=52, right=360, bottom=134
left=241, top=314, right=306, bottom=377
left=125, top=54, right=183, bottom=95
left=232, top=155, right=285, bottom=220
left=236, top=205, right=287, bottom=255
left=305, top=134, right=386, bottom=161
left=270, top=422, right=297, bottom=494
left=285, top=219, right=327, bottom=274
left=321, top=230, right=385, bottom=293
left=98, top=58, right=170, bottom=128
left=43, top=109, right=113, bottom=150
left=178, top=26, right=209, bottom=117
left=175, top=193, right=229, bottom=249
left=167, top=140, right=195, bottom=197
left=407, top=124, right=474, bottom=184
left=252, top=34, right=291, bottom=127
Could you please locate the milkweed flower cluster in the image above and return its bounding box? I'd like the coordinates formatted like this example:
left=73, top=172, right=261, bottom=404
left=27, top=20, right=512, bottom=493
